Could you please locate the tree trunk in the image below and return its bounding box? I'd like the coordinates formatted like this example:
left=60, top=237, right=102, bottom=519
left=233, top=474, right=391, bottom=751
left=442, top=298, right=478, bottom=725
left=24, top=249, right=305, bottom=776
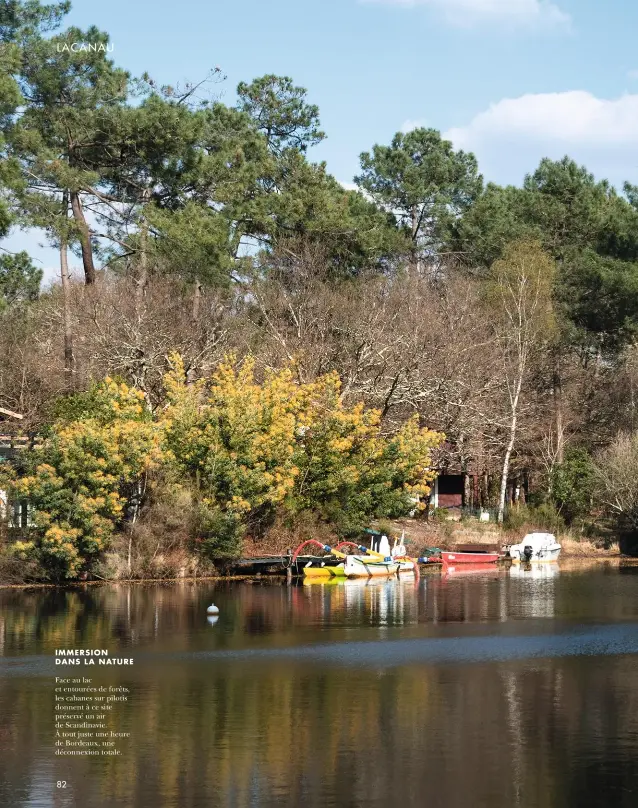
left=498, top=434, right=514, bottom=524
left=191, top=277, right=202, bottom=323
left=459, top=432, right=471, bottom=509
left=184, top=279, right=204, bottom=388
left=553, top=363, right=564, bottom=465
left=462, top=472, right=471, bottom=509
left=59, top=197, right=75, bottom=390
left=515, top=471, right=527, bottom=505
left=135, top=240, right=148, bottom=304
left=410, top=204, right=420, bottom=271
left=69, top=190, right=96, bottom=285
left=498, top=375, right=523, bottom=523
left=135, top=190, right=151, bottom=304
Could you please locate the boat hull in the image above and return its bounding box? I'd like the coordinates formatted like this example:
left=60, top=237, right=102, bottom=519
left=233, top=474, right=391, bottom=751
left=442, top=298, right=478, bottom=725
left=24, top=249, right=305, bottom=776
left=505, top=533, right=563, bottom=564
left=444, top=563, right=502, bottom=576
left=302, top=566, right=333, bottom=579
left=507, top=533, right=562, bottom=564
left=510, top=548, right=561, bottom=564
left=344, top=555, right=399, bottom=578
left=441, top=551, right=499, bottom=565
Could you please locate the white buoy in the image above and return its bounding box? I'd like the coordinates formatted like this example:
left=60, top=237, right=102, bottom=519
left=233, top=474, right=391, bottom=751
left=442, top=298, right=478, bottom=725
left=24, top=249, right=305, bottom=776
left=207, top=616, right=219, bottom=626
left=206, top=603, right=220, bottom=615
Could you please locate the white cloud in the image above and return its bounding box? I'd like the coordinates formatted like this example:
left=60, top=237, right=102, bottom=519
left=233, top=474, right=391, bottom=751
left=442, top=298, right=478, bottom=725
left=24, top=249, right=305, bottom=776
left=363, top=0, right=570, bottom=28
left=443, top=91, right=638, bottom=187
left=400, top=118, right=428, bottom=133
left=447, top=91, right=638, bottom=148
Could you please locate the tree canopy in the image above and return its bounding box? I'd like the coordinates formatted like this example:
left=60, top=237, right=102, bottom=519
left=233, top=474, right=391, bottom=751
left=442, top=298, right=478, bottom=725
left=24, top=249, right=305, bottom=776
left=356, top=127, right=483, bottom=263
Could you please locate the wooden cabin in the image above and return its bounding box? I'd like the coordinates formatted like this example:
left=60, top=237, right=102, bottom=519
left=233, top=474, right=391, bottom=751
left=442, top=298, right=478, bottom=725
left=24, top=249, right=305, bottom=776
left=430, top=465, right=528, bottom=517
left=430, top=473, right=466, bottom=509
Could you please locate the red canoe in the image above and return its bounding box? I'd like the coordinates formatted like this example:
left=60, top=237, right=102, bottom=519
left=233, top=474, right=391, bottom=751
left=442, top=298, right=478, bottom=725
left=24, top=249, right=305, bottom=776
left=440, top=551, right=500, bottom=565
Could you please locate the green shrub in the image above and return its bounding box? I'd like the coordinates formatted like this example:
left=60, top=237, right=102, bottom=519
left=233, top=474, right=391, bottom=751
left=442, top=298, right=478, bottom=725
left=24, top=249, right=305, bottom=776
left=191, top=504, right=244, bottom=561
left=549, top=448, right=596, bottom=524
left=505, top=502, right=565, bottom=534
left=429, top=507, right=450, bottom=522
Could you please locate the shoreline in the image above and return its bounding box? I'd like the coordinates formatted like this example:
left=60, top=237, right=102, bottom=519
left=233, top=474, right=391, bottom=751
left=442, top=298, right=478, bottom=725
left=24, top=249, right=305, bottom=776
left=2, top=516, right=627, bottom=589
left=1, top=553, right=634, bottom=590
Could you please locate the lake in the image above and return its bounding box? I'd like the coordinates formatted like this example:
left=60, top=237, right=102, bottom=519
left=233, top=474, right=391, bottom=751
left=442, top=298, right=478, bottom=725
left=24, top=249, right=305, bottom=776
left=1, top=563, right=638, bottom=807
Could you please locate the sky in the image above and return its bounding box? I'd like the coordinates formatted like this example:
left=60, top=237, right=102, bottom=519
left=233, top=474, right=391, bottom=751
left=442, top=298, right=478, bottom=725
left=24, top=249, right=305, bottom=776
left=6, top=0, right=638, bottom=279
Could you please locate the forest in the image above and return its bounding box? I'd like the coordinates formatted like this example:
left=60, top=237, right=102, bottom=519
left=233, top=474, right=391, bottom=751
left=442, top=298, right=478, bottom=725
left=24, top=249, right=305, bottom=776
left=2, top=1, right=638, bottom=580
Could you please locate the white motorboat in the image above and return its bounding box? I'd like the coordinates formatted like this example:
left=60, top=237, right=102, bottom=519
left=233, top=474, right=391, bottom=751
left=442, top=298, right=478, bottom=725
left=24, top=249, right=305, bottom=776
left=506, top=532, right=561, bottom=564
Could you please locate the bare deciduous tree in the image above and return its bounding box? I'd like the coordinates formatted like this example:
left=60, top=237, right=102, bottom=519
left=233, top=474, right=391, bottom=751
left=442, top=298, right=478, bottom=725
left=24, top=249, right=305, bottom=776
left=485, top=241, right=556, bottom=522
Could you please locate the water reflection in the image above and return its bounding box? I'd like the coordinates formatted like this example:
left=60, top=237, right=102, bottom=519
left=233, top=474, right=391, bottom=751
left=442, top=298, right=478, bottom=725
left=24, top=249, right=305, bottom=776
left=301, top=575, right=419, bottom=627
left=509, top=562, right=560, bottom=579
left=1, top=566, right=638, bottom=808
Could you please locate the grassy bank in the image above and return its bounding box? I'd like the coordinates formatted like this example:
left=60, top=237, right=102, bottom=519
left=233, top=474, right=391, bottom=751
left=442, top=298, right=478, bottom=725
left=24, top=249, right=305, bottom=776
left=0, top=515, right=623, bottom=586
left=381, top=517, right=621, bottom=560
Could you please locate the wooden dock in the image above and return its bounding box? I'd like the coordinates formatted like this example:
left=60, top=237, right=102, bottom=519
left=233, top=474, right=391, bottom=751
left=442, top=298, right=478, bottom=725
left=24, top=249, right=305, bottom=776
left=229, top=554, right=334, bottom=576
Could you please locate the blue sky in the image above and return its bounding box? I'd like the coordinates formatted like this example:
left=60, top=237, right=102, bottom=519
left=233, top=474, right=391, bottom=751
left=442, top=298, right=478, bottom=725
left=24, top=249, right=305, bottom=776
left=6, top=0, right=638, bottom=278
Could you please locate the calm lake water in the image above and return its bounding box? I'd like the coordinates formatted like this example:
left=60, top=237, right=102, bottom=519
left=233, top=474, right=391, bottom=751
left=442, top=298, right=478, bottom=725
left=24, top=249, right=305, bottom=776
left=1, top=564, right=638, bottom=807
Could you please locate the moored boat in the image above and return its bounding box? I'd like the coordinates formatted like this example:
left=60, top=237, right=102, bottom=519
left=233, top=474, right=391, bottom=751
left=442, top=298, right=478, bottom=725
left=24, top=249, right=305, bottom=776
left=506, top=533, right=561, bottom=564
left=443, top=562, right=503, bottom=576
left=298, top=544, right=399, bottom=579
left=342, top=554, right=400, bottom=578
left=440, top=550, right=500, bottom=565
left=302, top=565, right=334, bottom=579
left=296, top=533, right=422, bottom=580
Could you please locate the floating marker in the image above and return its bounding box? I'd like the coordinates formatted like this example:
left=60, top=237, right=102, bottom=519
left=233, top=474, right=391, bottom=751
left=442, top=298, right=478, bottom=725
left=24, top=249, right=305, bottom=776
left=206, top=603, right=220, bottom=615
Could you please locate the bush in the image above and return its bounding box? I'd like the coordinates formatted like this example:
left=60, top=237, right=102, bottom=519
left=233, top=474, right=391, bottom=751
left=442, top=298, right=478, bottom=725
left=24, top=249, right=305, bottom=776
left=5, top=379, right=159, bottom=580
left=373, top=518, right=396, bottom=537
left=94, top=481, right=211, bottom=580
left=191, top=504, right=244, bottom=561
left=429, top=507, right=450, bottom=522
left=595, top=431, right=638, bottom=535
left=504, top=502, right=565, bottom=534
left=549, top=448, right=596, bottom=524
left=163, top=355, right=444, bottom=542
left=0, top=548, right=45, bottom=584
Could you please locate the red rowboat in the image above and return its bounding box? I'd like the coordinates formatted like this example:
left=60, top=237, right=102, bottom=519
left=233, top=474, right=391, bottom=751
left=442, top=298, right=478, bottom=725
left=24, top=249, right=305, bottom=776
left=443, top=563, right=502, bottom=576
left=440, top=551, right=500, bottom=565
